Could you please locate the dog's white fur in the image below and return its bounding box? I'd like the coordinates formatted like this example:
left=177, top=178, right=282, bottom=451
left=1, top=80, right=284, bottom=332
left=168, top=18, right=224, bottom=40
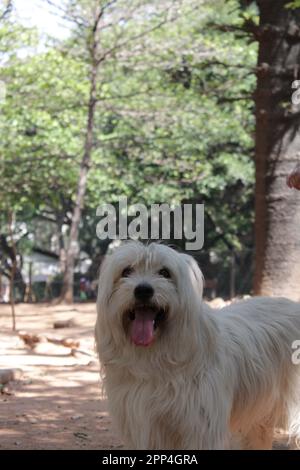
left=95, top=241, right=300, bottom=449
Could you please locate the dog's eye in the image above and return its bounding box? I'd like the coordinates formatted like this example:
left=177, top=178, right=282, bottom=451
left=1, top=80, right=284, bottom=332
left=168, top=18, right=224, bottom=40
left=122, top=266, right=133, bottom=277
left=158, top=267, right=171, bottom=279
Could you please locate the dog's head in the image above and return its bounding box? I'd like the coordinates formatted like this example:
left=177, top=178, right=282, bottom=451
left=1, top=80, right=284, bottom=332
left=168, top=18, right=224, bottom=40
left=96, top=242, right=204, bottom=358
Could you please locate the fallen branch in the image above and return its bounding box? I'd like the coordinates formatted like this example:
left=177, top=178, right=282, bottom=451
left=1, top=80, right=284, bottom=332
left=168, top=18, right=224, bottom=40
left=19, top=331, right=42, bottom=349
left=46, top=336, right=80, bottom=349
left=19, top=331, right=80, bottom=351
left=18, top=330, right=98, bottom=361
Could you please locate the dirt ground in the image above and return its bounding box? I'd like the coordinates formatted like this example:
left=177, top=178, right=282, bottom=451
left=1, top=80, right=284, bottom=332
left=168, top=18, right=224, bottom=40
left=0, top=302, right=122, bottom=450
left=0, top=301, right=293, bottom=450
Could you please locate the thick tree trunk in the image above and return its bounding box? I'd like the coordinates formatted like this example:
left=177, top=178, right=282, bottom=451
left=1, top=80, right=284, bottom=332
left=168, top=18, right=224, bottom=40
left=59, top=64, right=98, bottom=303
left=254, top=0, right=300, bottom=300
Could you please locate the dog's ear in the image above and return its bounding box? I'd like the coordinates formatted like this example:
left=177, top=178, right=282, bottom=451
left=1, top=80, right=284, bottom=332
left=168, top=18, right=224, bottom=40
left=174, top=252, right=208, bottom=355
left=180, top=253, right=204, bottom=300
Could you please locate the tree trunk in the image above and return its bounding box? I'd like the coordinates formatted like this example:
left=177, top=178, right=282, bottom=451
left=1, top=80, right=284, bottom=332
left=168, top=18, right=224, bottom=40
left=59, top=63, right=98, bottom=303
left=24, top=261, right=34, bottom=303
left=254, top=0, right=300, bottom=300
left=57, top=2, right=105, bottom=304
left=8, top=211, right=16, bottom=330
left=230, top=251, right=236, bottom=299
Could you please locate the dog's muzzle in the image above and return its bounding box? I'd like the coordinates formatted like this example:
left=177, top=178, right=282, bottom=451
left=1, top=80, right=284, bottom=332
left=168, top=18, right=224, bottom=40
left=126, top=284, right=167, bottom=347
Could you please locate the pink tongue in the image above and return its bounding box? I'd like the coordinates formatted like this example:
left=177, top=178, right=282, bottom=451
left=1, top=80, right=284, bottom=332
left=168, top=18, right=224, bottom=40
left=130, top=308, right=156, bottom=346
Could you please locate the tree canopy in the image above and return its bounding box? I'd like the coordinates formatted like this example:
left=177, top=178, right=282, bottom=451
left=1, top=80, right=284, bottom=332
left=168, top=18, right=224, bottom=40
left=0, top=0, right=260, bottom=300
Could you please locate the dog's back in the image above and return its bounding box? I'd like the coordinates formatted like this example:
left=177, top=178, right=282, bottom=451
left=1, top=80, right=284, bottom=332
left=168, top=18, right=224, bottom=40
left=213, top=297, right=300, bottom=445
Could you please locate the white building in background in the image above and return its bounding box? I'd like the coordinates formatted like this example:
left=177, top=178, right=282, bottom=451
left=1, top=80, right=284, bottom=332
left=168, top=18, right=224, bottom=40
left=0, top=248, right=94, bottom=303
left=23, top=252, right=61, bottom=284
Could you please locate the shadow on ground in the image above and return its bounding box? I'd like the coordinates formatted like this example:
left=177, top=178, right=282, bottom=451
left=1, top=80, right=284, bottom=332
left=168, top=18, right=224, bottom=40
left=0, top=303, right=122, bottom=450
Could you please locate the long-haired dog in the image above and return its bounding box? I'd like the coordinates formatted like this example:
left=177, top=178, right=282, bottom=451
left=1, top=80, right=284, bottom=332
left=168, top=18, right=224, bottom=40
left=95, top=242, right=300, bottom=449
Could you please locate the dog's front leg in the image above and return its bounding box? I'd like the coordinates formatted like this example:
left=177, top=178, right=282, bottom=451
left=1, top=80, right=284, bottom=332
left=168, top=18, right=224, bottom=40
left=191, top=389, right=233, bottom=450
left=195, top=420, right=232, bottom=450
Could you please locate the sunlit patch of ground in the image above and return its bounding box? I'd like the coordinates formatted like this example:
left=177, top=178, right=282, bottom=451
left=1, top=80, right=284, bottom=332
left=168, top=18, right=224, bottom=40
left=0, top=303, right=121, bottom=450
left=0, top=302, right=294, bottom=449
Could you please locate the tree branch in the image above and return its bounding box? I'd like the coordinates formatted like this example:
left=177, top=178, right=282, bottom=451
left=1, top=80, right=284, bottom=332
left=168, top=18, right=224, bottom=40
left=0, top=0, right=12, bottom=22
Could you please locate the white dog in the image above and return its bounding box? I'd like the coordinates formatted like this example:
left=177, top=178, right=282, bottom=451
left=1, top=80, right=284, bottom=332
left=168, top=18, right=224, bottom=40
left=95, top=241, right=300, bottom=449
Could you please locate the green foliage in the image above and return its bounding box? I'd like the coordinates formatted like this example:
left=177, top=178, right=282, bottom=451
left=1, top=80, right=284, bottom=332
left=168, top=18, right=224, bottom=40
left=0, top=0, right=257, bottom=292
left=286, top=1, right=300, bottom=8
left=87, top=0, right=256, bottom=253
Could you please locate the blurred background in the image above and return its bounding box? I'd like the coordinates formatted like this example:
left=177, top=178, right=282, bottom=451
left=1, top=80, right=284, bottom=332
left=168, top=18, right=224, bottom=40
left=1, top=0, right=300, bottom=451
left=1, top=0, right=300, bottom=311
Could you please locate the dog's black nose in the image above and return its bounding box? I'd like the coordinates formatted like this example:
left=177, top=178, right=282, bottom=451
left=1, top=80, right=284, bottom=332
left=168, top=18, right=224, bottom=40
left=134, top=283, right=154, bottom=301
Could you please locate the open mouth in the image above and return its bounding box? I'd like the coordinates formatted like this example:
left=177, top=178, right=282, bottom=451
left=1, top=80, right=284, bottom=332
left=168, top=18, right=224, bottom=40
left=127, top=304, right=167, bottom=347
